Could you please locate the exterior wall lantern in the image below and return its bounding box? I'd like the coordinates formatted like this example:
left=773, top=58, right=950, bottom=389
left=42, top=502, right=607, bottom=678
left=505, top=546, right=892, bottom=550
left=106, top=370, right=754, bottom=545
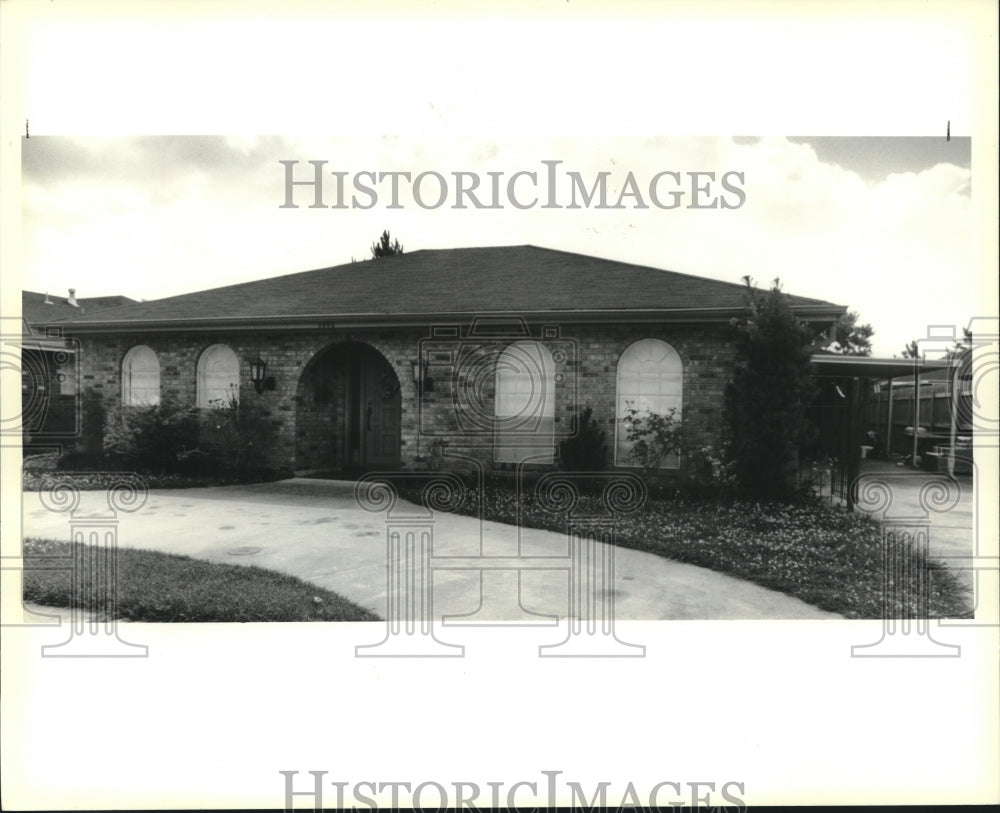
left=411, top=356, right=433, bottom=394
left=411, top=357, right=426, bottom=385
left=248, top=355, right=275, bottom=393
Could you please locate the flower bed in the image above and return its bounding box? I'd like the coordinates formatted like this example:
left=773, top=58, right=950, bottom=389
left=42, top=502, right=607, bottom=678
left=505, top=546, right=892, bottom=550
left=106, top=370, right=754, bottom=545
left=21, top=452, right=290, bottom=491
left=392, top=477, right=970, bottom=619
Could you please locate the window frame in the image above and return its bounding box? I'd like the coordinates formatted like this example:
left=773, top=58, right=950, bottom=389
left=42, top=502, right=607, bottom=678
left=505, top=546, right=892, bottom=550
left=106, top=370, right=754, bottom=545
left=121, top=345, right=160, bottom=406
left=493, top=340, right=556, bottom=465
left=614, top=338, right=683, bottom=469
left=196, top=343, right=240, bottom=409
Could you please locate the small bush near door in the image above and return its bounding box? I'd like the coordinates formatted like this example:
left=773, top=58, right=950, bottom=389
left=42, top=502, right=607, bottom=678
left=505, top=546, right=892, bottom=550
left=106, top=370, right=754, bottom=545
left=102, top=399, right=201, bottom=474
left=198, top=385, right=278, bottom=475
left=558, top=406, right=608, bottom=471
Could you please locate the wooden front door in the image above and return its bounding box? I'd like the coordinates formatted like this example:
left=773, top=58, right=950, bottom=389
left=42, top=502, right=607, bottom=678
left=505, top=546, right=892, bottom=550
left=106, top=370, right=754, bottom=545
left=357, top=349, right=401, bottom=469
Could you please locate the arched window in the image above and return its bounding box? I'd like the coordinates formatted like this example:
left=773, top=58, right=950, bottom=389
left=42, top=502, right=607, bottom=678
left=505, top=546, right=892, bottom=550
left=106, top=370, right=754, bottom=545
left=494, top=341, right=555, bottom=463
left=197, top=344, right=240, bottom=408
left=122, top=345, right=160, bottom=406
left=615, top=339, right=682, bottom=468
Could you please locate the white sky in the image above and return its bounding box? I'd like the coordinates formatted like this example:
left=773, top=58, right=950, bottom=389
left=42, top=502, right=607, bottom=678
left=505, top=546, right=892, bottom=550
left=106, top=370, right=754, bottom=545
left=7, top=1, right=995, bottom=361
left=21, top=134, right=975, bottom=357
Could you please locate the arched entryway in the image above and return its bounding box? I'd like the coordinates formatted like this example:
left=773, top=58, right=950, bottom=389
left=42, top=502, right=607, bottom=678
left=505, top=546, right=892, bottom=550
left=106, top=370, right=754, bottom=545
left=296, top=341, right=401, bottom=472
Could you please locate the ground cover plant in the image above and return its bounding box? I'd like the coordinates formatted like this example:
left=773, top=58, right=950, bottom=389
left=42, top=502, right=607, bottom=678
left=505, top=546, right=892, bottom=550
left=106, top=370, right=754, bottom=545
left=21, top=452, right=291, bottom=491
left=22, top=538, right=379, bottom=623
left=391, top=476, right=970, bottom=619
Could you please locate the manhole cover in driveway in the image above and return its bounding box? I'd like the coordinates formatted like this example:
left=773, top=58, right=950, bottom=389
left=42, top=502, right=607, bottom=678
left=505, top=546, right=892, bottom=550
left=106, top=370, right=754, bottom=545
left=228, top=546, right=262, bottom=556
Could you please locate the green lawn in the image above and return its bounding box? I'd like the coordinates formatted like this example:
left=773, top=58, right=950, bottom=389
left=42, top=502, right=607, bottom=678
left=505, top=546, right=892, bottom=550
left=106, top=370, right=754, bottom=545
left=22, top=538, right=379, bottom=623
left=392, top=478, right=972, bottom=620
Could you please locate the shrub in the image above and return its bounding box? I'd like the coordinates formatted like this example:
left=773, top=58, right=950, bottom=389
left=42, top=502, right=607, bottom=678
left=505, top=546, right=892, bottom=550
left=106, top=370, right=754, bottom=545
left=687, top=439, right=738, bottom=496
left=198, top=385, right=278, bottom=474
left=558, top=406, right=608, bottom=471
left=624, top=407, right=683, bottom=473
left=103, top=399, right=201, bottom=474
left=79, top=388, right=106, bottom=456
left=726, top=277, right=817, bottom=500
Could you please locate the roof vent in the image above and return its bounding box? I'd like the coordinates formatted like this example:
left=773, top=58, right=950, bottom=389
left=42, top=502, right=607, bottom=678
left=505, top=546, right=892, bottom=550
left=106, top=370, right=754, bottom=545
left=68, top=288, right=78, bottom=306
left=43, top=292, right=53, bottom=304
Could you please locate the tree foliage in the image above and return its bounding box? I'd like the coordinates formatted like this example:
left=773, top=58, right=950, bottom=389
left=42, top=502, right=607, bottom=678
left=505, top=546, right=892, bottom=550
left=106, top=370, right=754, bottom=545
left=725, top=277, right=817, bottom=500
left=900, top=339, right=921, bottom=359
left=371, top=230, right=403, bottom=259
left=946, top=327, right=973, bottom=360
left=823, top=310, right=874, bottom=356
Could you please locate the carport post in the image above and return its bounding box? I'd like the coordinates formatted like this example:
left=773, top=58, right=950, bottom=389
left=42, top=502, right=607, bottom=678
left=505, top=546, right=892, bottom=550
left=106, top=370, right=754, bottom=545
left=912, top=364, right=921, bottom=467
left=885, top=376, right=894, bottom=454
left=846, top=377, right=859, bottom=511
left=948, top=357, right=960, bottom=476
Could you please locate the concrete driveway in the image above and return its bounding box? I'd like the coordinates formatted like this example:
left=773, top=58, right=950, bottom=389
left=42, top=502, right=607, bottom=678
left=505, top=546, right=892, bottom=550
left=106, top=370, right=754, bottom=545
left=853, top=462, right=977, bottom=597
left=21, top=478, right=840, bottom=621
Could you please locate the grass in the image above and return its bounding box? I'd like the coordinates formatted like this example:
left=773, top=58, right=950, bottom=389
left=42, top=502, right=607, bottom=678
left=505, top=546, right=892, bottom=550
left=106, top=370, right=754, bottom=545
left=22, top=538, right=379, bottom=623
left=391, top=477, right=972, bottom=619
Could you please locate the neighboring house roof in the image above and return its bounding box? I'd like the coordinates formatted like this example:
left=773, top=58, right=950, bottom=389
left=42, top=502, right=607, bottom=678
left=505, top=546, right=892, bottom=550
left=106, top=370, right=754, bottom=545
left=22, top=291, right=138, bottom=327
left=20, top=291, right=139, bottom=350
left=37, top=245, right=846, bottom=333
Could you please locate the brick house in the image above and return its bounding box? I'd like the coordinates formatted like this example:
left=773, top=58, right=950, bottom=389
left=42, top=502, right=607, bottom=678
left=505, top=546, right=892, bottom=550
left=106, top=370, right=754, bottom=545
left=40, top=246, right=846, bottom=475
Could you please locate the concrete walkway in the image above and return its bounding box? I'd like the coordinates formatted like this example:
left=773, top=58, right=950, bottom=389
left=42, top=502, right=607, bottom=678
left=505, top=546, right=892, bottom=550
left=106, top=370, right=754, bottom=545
left=21, top=478, right=840, bottom=621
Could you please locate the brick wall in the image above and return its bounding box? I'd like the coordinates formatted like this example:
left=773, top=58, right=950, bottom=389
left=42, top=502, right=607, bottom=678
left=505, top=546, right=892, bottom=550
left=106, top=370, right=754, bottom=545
left=72, top=322, right=737, bottom=474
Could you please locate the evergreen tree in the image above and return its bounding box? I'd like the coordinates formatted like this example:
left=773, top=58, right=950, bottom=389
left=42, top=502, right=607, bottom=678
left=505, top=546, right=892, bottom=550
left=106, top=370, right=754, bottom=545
left=371, top=230, right=403, bottom=259
left=946, top=327, right=973, bottom=359
left=726, top=277, right=817, bottom=500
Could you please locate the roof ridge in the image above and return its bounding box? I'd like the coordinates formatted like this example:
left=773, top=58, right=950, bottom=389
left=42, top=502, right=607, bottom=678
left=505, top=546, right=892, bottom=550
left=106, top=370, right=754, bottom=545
left=36, top=245, right=845, bottom=327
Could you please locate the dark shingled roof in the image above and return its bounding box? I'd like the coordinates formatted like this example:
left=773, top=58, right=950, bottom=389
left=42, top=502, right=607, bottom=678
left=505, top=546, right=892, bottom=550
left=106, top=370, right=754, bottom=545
left=22, top=291, right=138, bottom=327
left=41, top=245, right=844, bottom=329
